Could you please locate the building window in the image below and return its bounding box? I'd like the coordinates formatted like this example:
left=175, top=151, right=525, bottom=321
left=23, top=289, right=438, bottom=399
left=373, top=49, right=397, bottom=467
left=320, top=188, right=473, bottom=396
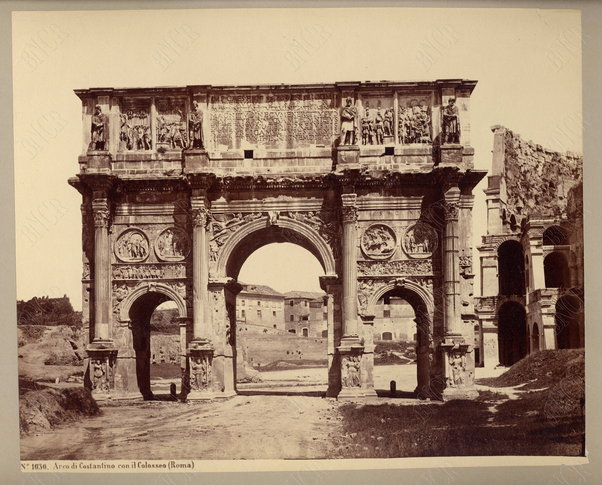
left=273, top=324, right=277, bottom=328
left=272, top=311, right=276, bottom=317
left=302, top=328, right=309, bottom=337
left=323, top=312, right=328, bottom=320
left=257, top=310, right=262, bottom=319
left=321, top=330, right=328, bottom=338
left=257, top=301, right=261, bottom=306
left=289, top=329, right=296, bottom=334
left=241, top=300, right=245, bottom=306
left=382, top=332, right=393, bottom=341
left=241, top=310, right=245, bottom=318
left=290, top=315, right=294, bottom=322
left=290, top=301, right=294, bottom=306
left=383, top=309, right=391, bottom=318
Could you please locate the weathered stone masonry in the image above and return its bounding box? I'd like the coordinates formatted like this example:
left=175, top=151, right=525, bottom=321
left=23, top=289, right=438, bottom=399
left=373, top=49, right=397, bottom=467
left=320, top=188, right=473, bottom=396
left=70, top=80, right=485, bottom=400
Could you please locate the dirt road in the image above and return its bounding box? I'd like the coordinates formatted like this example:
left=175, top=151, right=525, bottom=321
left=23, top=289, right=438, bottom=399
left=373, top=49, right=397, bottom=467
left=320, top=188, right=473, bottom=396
left=21, top=394, right=344, bottom=460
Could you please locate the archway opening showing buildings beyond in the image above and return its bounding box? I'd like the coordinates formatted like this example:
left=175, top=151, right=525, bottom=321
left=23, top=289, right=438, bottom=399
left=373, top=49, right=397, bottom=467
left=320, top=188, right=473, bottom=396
left=498, top=301, right=527, bottom=367
left=228, top=238, right=329, bottom=397
left=497, top=240, right=525, bottom=296
left=556, top=295, right=583, bottom=349
left=371, top=287, right=429, bottom=399
left=544, top=252, right=570, bottom=288
left=128, top=292, right=182, bottom=400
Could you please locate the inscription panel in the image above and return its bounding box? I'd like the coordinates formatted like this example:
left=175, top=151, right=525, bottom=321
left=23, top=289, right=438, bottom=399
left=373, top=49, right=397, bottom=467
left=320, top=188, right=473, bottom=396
left=209, top=92, right=339, bottom=150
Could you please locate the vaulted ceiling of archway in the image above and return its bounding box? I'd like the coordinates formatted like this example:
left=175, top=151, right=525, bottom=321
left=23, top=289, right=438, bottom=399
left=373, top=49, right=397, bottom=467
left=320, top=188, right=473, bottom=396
left=226, top=226, right=324, bottom=280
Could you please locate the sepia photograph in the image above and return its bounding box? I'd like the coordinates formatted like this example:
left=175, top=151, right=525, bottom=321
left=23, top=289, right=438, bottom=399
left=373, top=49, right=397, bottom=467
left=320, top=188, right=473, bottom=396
left=9, top=5, right=587, bottom=473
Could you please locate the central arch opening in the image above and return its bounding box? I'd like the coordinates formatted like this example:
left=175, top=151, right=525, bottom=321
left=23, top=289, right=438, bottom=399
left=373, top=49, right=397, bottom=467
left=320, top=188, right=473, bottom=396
left=372, top=287, right=430, bottom=398
left=231, top=236, right=329, bottom=396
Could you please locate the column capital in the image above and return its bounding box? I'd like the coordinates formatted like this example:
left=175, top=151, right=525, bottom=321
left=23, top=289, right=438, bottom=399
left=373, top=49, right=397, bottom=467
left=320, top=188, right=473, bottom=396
left=341, top=205, right=358, bottom=223
left=92, top=199, right=110, bottom=228
left=341, top=193, right=358, bottom=223
left=191, top=206, right=210, bottom=228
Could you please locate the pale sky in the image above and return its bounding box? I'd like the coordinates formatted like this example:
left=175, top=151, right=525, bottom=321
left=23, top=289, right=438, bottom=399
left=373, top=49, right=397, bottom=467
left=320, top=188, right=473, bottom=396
left=12, top=8, right=582, bottom=310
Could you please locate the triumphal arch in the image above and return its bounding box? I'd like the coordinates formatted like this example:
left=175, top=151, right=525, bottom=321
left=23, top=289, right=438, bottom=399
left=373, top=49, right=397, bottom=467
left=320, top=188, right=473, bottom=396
left=69, top=79, right=485, bottom=401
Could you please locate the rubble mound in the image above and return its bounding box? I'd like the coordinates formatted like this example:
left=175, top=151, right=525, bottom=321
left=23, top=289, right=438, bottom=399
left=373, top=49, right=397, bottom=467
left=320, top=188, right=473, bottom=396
left=19, top=385, right=100, bottom=436
left=492, top=349, right=584, bottom=390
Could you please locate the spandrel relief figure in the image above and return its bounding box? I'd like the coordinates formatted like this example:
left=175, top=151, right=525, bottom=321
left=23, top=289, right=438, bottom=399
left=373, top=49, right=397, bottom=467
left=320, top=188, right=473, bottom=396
left=340, top=97, right=357, bottom=145
left=189, top=101, right=205, bottom=149
left=90, top=105, right=106, bottom=150
left=442, top=97, right=460, bottom=144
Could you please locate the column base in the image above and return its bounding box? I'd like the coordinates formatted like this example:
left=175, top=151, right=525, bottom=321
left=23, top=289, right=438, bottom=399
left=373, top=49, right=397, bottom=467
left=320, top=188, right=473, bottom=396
left=441, top=387, right=479, bottom=401
left=86, top=344, right=118, bottom=395
left=440, top=336, right=478, bottom=401
left=337, top=387, right=378, bottom=400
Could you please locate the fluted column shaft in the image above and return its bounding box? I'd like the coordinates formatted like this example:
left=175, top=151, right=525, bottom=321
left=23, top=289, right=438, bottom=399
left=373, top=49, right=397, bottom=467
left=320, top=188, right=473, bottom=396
left=341, top=194, right=358, bottom=338
left=92, top=199, right=111, bottom=341
left=191, top=201, right=210, bottom=341
left=443, top=188, right=462, bottom=336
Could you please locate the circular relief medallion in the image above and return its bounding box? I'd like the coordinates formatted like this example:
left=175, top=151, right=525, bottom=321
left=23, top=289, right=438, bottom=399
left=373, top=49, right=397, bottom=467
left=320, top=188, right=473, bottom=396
left=361, top=224, right=397, bottom=260
left=155, top=227, right=191, bottom=262
left=114, top=228, right=150, bottom=263
left=402, top=222, right=438, bottom=258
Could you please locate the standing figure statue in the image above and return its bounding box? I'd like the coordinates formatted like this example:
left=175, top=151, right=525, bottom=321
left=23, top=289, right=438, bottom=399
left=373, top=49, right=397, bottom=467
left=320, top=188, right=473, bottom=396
left=442, top=97, right=460, bottom=144
left=340, top=97, right=357, bottom=145
left=90, top=105, right=107, bottom=150
left=383, top=108, right=394, bottom=137
left=374, top=109, right=384, bottom=145
left=189, top=100, right=205, bottom=149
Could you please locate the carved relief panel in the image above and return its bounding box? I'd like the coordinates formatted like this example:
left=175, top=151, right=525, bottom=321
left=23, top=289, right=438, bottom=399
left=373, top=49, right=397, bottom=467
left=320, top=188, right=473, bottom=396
left=155, top=227, right=191, bottom=262
left=402, top=222, right=438, bottom=258
left=398, top=96, right=432, bottom=144
left=119, top=98, right=151, bottom=151
left=156, top=97, right=188, bottom=150
left=359, top=96, right=394, bottom=146
left=360, top=223, right=396, bottom=259
left=114, top=228, right=150, bottom=262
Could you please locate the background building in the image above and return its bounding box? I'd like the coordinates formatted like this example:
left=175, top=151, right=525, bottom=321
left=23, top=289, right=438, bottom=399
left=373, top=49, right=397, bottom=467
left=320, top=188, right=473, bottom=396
left=236, top=284, right=285, bottom=335
left=372, top=296, right=416, bottom=342
left=284, top=291, right=327, bottom=338
left=475, top=126, right=584, bottom=367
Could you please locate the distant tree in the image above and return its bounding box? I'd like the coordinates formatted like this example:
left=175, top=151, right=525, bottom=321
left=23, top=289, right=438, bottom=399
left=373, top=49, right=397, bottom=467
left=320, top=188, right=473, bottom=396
left=17, top=295, right=82, bottom=327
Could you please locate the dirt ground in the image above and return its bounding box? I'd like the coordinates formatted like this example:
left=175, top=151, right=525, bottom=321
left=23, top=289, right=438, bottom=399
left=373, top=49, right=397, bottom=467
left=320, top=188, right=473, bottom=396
left=20, top=364, right=506, bottom=460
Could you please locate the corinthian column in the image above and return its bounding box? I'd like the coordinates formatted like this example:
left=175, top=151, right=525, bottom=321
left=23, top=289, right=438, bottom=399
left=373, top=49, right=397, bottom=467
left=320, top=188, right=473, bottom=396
left=443, top=187, right=462, bottom=336
left=92, top=198, right=111, bottom=343
left=341, top=193, right=359, bottom=339
left=191, top=200, right=210, bottom=342
left=440, top=186, right=477, bottom=400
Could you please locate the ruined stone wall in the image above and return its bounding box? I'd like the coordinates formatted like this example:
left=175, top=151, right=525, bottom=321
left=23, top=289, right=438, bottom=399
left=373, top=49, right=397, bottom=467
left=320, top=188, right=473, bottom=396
left=502, top=129, right=582, bottom=219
